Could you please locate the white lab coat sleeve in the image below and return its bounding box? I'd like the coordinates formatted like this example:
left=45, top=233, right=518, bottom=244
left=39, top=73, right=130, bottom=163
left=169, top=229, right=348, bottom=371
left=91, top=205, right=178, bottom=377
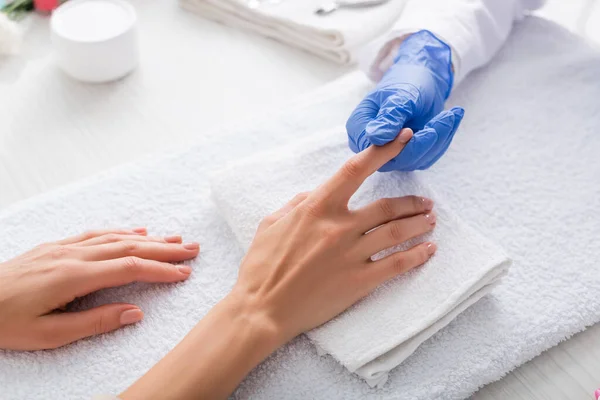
left=358, top=0, right=546, bottom=86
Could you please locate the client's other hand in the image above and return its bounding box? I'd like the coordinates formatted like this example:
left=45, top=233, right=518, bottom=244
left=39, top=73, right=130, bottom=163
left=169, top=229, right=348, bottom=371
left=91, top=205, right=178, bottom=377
left=231, top=128, right=437, bottom=344
left=0, top=229, right=199, bottom=350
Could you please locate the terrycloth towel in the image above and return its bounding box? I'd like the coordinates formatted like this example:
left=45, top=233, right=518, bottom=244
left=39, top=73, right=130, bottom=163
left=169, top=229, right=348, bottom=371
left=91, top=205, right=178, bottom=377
left=179, top=0, right=407, bottom=63
left=209, top=128, right=510, bottom=387
left=1, top=17, right=600, bottom=400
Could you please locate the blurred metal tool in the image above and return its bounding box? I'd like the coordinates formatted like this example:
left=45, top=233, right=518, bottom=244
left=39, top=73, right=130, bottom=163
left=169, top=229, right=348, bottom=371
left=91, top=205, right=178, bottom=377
left=247, top=0, right=284, bottom=9
left=315, top=0, right=390, bottom=15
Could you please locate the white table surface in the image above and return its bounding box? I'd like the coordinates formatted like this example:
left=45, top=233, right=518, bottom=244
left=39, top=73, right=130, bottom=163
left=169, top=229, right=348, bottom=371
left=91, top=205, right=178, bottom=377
left=0, top=1, right=599, bottom=399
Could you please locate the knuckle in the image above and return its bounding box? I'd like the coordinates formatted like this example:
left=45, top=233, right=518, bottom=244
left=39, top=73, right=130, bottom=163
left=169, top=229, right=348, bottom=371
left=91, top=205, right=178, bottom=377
left=377, top=198, right=396, bottom=219
left=122, top=256, right=143, bottom=275
left=419, top=245, right=431, bottom=263
left=260, top=215, right=278, bottom=227
left=93, top=314, right=110, bottom=336
left=295, top=192, right=310, bottom=202
left=121, top=240, right=139, bottom=254
left=410, top=195, right=424, bottom=212
left=82, top=230, right=99, bottom=240
left=33, top=242, right=51, bottom=252
left=341, top=157, right=362, bottom=180
left=388, top=222, right=405, bottom=242
left=298, top=200, right=323, bottom=219
left=103, top=233, right=121, bottom=243
left=48, top=245, right=72, bottom=260
left=391, top=254, right=408, bottom=274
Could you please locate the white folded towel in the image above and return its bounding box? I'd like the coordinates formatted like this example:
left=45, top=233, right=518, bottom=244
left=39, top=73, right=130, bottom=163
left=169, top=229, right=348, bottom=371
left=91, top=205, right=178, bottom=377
left=179, top=0, right=407, bottom=63
left=209, top=128, right=510, bottom=387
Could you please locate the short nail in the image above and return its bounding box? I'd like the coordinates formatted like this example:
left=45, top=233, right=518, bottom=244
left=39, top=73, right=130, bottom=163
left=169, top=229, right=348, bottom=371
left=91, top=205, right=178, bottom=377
left=133, top=227, right=147, bottom=234
left=183, top=242, right=199, bottom=250
left=178, top=265, right=192, bottom=275
left=165, top=235, right=182, bottom=243
left=425, top=212, right=437, bottom=225
left=120, top=309, right=143, bottom=325
left=426, top=242, right=437, bottom=256
left=398, top=129, right=413, bottom=143
left=422, top=197, right=434, bottom=211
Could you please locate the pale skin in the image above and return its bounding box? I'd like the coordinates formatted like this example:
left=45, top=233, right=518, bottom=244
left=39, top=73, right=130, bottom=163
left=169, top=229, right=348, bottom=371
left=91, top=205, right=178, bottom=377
left=0, top=229, right=200, bottom=350
left=0, top=129, right=437, bottom=399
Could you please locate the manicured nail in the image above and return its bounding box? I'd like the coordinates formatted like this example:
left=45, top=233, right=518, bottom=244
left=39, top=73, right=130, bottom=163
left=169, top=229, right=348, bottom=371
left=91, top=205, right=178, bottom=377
left=398, top=129, right=413, bottom=143
left=183, top=242, right=199, bottom=250
left=120, top=308, right=143, bottom=325
left=133, top=227, right=147, bottom=234
left=165, top=235, right=182, bottom=243
left=178, top=265, right=192, bottom=275
left=426, top=242, right=437, bottom=256
left=422, top=197, right=434, bottom=211
left=425, top=212, right=437, bottom=225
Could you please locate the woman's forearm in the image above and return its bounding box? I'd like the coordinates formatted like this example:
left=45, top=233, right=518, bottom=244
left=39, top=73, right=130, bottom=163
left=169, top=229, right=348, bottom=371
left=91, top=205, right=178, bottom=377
left=121, top=292, right=283, bottom=400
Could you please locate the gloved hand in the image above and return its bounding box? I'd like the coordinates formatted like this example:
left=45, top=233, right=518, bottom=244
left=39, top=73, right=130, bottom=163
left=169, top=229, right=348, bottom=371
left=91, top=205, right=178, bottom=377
left=346, top=30, right=465, bottom=171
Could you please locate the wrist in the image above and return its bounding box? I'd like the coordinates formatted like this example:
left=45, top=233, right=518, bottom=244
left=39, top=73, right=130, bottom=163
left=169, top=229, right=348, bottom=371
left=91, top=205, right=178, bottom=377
left=391, top=30, right=454, bottom=99
left=222, top=288, right=290, bottom=353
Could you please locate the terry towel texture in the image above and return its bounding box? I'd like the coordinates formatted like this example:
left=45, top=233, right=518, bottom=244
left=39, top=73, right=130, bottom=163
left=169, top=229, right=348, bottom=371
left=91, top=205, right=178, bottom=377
left=1, top=18, right=600, bottom=400
left=179, top=0, right=407, bottom=63
left=209, top=129, right=510, bottom=387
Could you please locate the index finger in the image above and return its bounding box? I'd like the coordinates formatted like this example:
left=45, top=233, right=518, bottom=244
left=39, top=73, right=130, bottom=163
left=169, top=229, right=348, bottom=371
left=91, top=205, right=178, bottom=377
left=315, top=128, right=413, bottom=204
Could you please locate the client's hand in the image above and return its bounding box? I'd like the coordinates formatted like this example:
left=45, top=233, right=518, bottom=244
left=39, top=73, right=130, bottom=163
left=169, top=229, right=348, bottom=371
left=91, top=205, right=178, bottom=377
left=122, top=129, right=437, bottom=400
left=0, top=228, right=199, bottom=350
left=233, top=128, right=437, bottom=342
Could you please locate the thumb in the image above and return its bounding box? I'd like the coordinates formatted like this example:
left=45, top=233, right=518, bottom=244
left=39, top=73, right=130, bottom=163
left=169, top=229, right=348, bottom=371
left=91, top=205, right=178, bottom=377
left=346, top=96, right=380, bottom=153
left=36, top=304, right=143, bottom=349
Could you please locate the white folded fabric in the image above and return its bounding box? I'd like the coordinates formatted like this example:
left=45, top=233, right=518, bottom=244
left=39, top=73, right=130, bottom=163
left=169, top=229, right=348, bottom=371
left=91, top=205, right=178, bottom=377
left=179, top=0, right=408, bottom=63
left=209, top=128, right=510, bottom=387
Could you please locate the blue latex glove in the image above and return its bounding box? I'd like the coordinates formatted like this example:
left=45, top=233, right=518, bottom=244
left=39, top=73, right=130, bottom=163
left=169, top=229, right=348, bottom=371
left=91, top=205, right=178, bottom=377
left=346, top=30, right=465, bottom=171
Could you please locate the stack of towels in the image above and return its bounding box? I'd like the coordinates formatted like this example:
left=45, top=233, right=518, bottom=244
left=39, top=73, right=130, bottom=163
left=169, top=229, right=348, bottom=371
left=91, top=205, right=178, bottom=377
left=179, top=0, right=408, bottom=63
left=209, top=127, right=510, bottom=387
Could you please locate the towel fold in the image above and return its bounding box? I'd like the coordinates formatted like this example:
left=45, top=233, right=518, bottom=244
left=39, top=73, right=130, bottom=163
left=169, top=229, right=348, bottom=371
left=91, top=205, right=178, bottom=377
left=209, top=128, right=510, bottom=386
left=179, top=0, right=408, bottom=63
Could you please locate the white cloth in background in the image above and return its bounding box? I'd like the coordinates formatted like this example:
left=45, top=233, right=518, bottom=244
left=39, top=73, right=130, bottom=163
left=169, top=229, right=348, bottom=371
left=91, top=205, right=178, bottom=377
left=178, top=0, right=545, bottom=86
left=1, top=18, right=600, bottom=400
left=179, top=0, right=409, bottom=64
left=209, top=128, right=510, bottom=387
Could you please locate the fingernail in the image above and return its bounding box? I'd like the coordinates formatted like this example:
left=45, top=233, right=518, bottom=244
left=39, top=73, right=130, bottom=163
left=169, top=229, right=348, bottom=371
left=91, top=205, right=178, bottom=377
left=398, top=129, right=413, bottom=143
left=178, top=265, right=192, bottom=275
left=183, top=242, right=199, bottom=250
left=133, top=227, right=147, bottom=234
left=120, top=309, right=143, bottom=325
left=594, top=388, right=600, bottom=399
left=421, top=197, right=434, bottom=211
left=425, top=212, right=437, bottom=225
left=426, top=242, right=437, bottom=256
left=165, top=235, right=182, bottom=243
